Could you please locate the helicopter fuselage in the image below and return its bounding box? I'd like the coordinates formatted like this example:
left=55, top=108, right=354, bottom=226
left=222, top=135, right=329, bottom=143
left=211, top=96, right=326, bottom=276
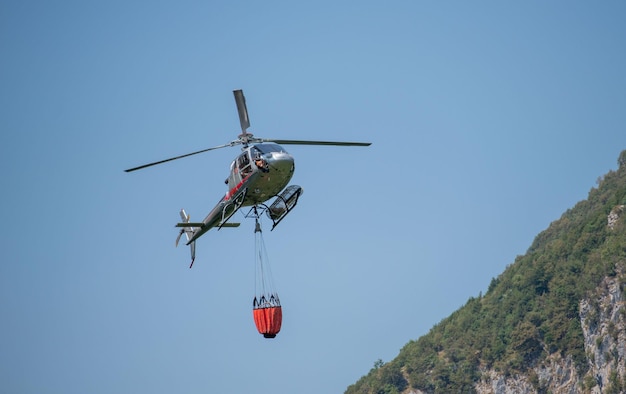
left=227, top=143, right=295, bottom=205
left=184, top=143, right=295, bottom=244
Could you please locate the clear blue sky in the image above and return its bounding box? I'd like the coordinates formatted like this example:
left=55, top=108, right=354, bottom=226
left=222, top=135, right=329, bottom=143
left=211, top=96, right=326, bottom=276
left=2, top=1, right=625, bottom=393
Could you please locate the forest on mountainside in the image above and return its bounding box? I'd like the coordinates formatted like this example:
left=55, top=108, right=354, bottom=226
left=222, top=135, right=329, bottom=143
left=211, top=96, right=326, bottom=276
left=346, top=150, right=626, bottom=394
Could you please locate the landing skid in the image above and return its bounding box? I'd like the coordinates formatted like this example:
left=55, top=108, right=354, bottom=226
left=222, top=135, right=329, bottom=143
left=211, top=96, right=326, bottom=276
left=245, top=185, right=303, bottom=230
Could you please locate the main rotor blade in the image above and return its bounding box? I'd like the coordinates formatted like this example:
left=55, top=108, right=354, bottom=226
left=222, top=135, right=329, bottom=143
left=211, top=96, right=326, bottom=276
left=260, top=139, right=371, bottom=147
left=125, top=143, right=233, bottom=172
left=233, top=89, right=250, bottom=133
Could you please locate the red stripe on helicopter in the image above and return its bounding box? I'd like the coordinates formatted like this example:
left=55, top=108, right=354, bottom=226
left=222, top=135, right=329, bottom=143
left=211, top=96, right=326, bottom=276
left=225, top=175, right=250, bottom=200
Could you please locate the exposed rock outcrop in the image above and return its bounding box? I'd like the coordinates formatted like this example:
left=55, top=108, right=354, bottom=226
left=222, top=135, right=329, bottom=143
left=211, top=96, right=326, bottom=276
left=580, top=271, right=625, bottom=393
left=607, top=205, right=624, bottom=230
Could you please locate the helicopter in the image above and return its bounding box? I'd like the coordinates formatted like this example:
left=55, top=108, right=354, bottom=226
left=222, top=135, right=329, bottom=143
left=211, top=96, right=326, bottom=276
left=125, top=90, right=371, bottom=267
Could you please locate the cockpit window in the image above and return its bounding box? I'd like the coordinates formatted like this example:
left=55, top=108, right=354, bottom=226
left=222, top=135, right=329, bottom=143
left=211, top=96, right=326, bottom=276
left=253, top=143, right=287, bottom=155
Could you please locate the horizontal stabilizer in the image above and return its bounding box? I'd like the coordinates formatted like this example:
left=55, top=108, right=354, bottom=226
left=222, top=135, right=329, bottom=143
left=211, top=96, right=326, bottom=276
left=175, top=222, right=240, bottom=228
left=176, top=222, right=205, bottom=228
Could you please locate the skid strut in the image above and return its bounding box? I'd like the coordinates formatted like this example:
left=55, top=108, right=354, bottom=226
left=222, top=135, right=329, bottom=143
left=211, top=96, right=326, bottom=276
left=219, top=187, right=247, bottom=229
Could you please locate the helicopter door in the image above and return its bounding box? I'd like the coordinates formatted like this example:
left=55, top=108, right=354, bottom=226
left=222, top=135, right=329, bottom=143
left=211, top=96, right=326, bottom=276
left=238, top=151, right=253, bottom=178
left=227, top=151, right=253, bottom=187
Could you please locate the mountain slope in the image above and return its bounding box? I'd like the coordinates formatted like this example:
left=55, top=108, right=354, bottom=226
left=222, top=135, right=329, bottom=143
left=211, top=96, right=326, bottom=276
left=346, top=150, right=626, bottom=394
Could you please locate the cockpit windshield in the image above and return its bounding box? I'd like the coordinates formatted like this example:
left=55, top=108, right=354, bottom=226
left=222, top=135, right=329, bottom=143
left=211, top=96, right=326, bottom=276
left=253, top=143, right=287, bottom=155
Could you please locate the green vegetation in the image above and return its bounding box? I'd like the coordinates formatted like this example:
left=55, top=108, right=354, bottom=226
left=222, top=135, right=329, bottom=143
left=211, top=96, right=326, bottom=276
left=346, top=150, right=626, bottom=394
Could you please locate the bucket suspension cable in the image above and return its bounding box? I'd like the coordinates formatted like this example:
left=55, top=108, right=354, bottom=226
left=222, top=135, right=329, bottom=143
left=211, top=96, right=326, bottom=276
left=253, top=217, right=279, bottom=305
left=252, top=213, right=282, bottom=338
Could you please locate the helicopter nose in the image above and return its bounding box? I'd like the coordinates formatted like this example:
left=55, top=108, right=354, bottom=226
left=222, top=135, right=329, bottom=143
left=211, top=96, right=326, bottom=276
left=268, top=152, right=294, bottom=172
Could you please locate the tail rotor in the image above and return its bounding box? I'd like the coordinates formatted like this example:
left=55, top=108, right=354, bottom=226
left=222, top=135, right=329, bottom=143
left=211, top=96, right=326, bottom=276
left=177, top=209, right=197, bottom=268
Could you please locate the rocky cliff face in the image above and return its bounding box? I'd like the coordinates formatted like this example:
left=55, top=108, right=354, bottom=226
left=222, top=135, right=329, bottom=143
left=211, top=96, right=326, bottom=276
left=404, top=276, right=625, bottom=393
left=404, top=207, right=626, bottom=394
left=469, top=274, right=624, bottom=394
left=470, top=208, right=626, bottom=394
left=580, top=270, right=626, bottom=393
